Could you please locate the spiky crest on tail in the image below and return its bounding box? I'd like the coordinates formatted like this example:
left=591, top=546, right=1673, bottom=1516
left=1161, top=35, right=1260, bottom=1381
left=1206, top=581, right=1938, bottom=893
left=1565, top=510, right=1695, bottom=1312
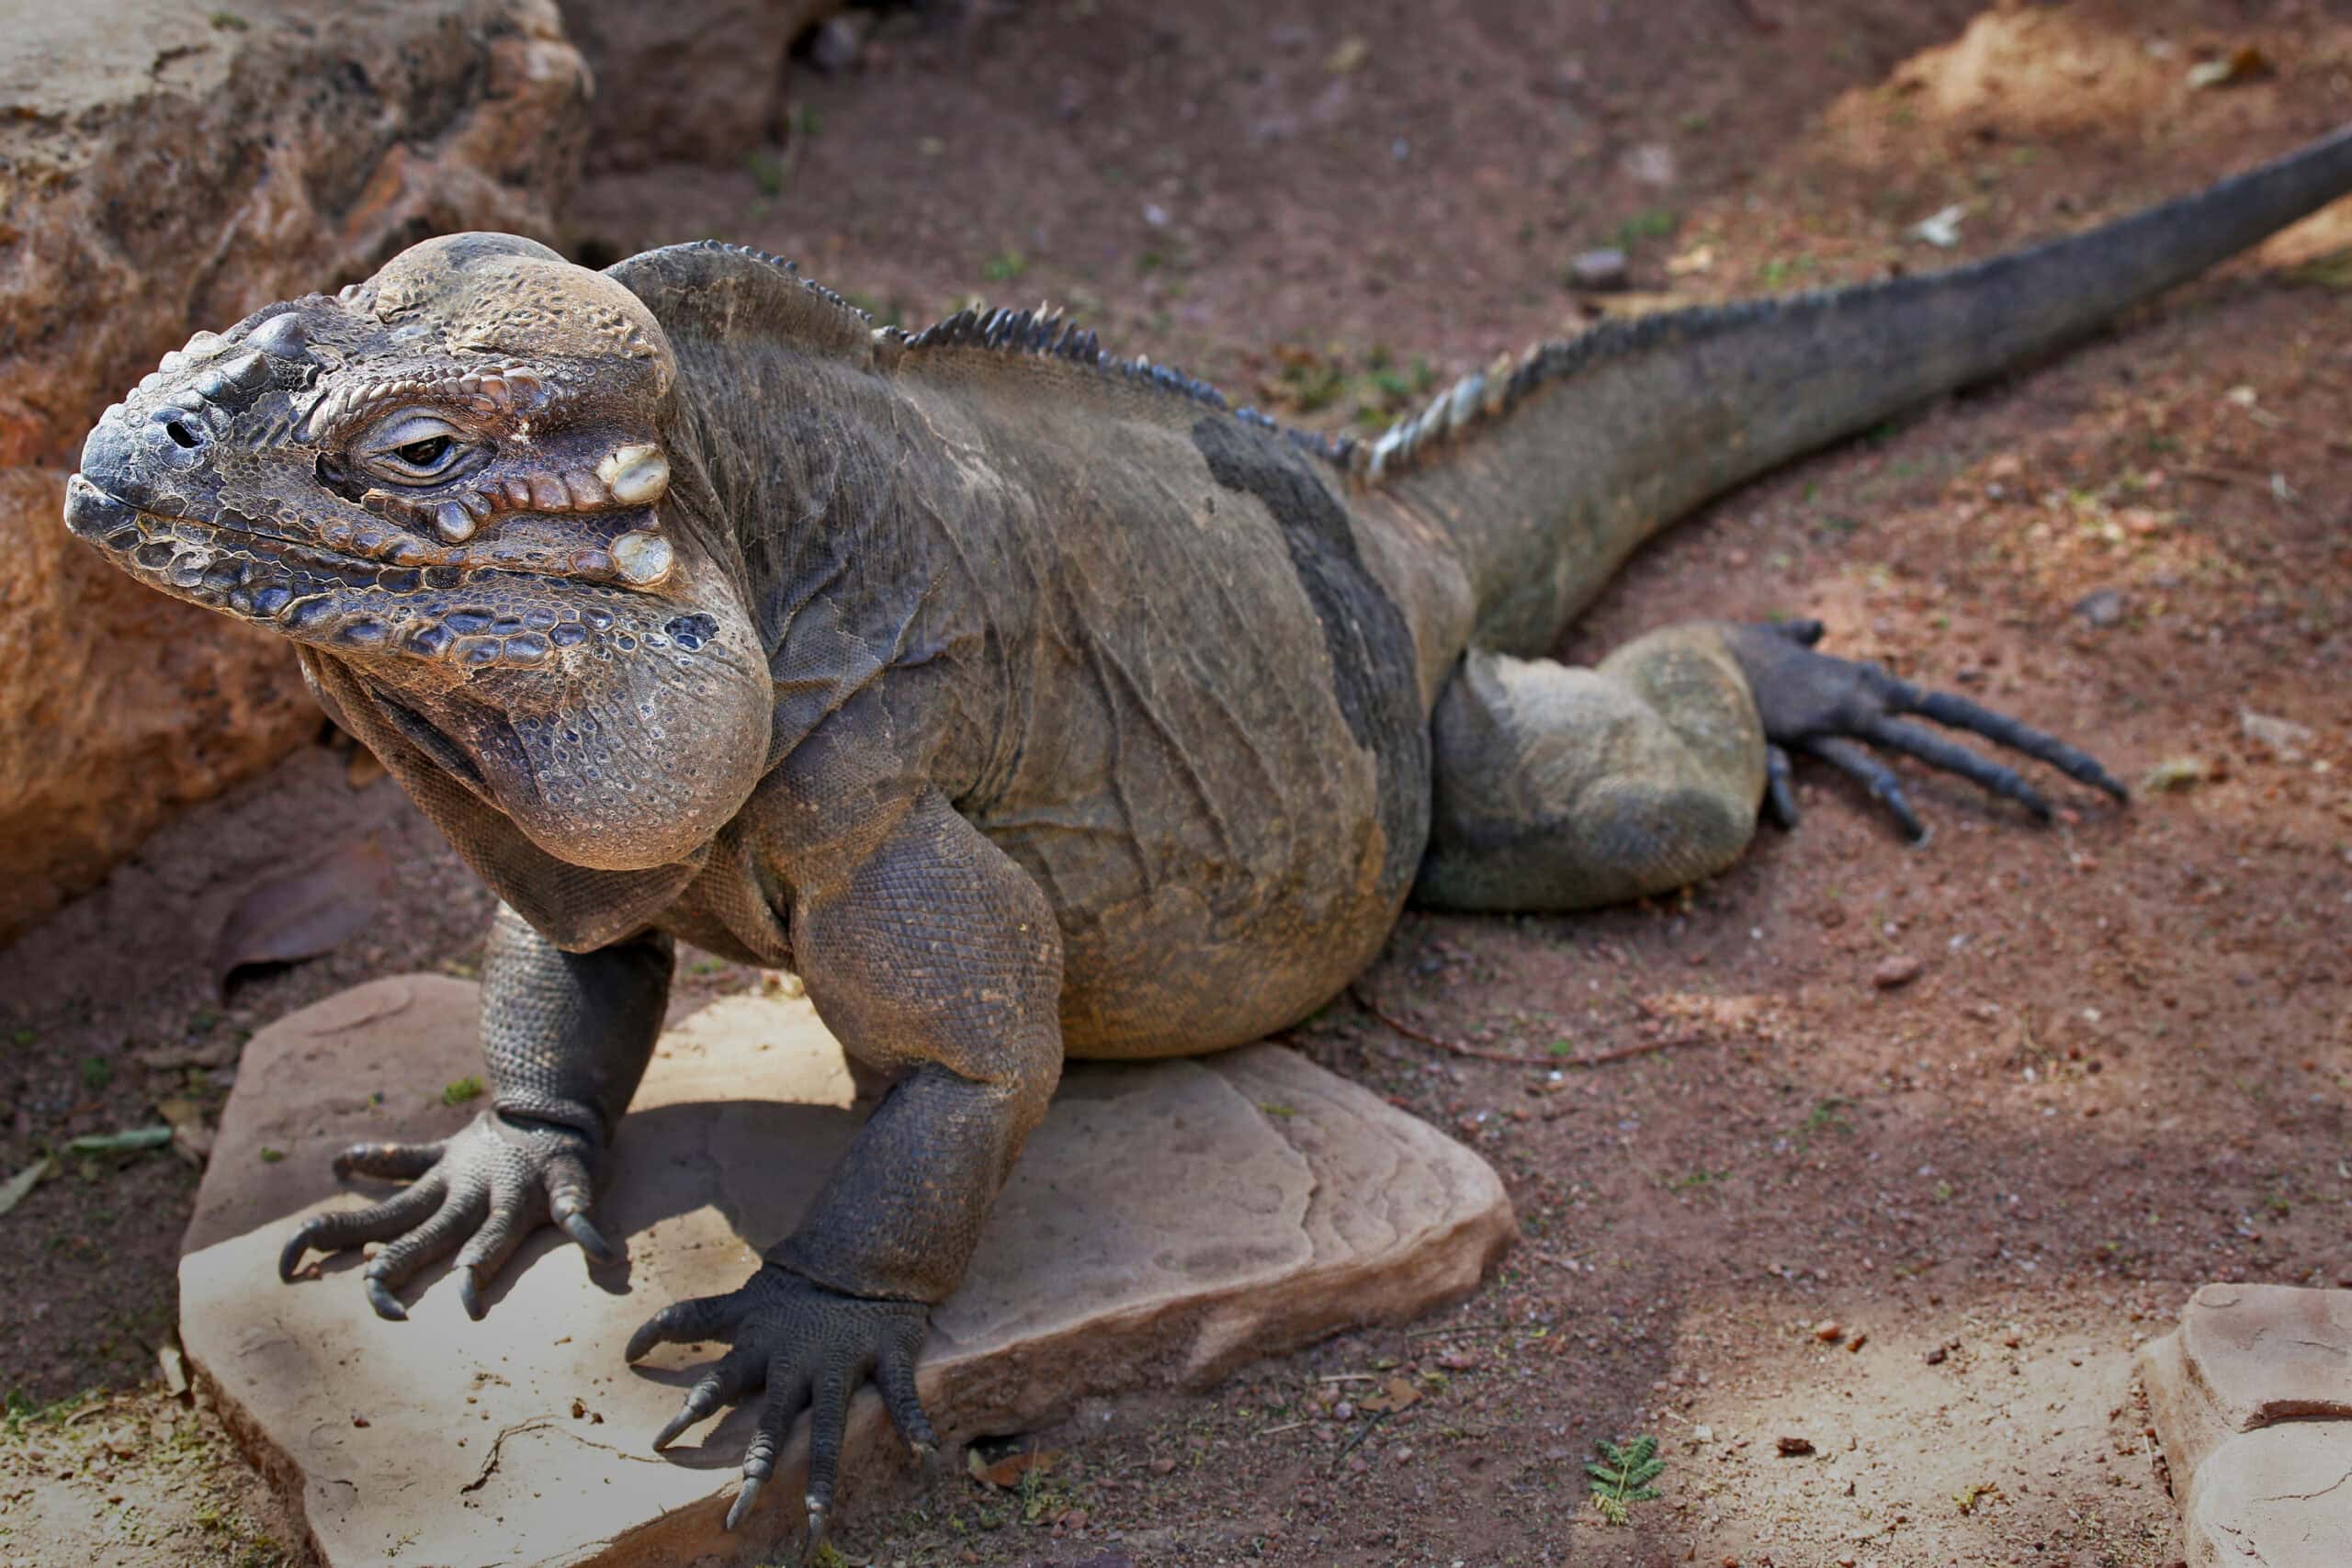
left=1377, top=121, right=2352, bottom=654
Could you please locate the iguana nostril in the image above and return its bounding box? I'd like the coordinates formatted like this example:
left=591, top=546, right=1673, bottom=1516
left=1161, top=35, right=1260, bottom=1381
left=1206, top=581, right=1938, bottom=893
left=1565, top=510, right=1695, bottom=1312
left=164, top=420, right=201, bottom=450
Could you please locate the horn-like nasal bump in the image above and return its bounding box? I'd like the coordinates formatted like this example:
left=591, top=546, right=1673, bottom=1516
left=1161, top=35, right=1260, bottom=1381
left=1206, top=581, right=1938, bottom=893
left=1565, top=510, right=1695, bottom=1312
left=244, top=312, right=311, bottom=361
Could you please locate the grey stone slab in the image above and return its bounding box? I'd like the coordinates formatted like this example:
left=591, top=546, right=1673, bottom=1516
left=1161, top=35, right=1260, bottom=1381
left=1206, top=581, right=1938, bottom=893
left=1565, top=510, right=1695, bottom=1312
left=180, top=976, right=1515, bottom=1566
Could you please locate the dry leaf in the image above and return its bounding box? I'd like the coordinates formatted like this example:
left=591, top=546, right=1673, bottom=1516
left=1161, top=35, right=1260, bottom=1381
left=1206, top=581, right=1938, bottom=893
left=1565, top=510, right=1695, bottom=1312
left=1666, top=243, right=1715, bottom=276
left=2188, top=44, right=2275, bottom=90
left=1910, top=205, right=1965, bottom=248
left=968, top=1447, right=1059, bottom=1488
left=64, top=1126, right=172, bottom=1156
left=157, top=1339, right=190, bottom=1398
left=1325, top=35, right=1368, bottom=73
left=158, top=1098, right=214, bottom=1168
left=210, top=837, right=393, bottom=991
left=0, top=1156, right=52, bottom=1219
left=2141, top=757, right=2210, bottom=793
left=1357, top=1376, right=1421, bottom=1414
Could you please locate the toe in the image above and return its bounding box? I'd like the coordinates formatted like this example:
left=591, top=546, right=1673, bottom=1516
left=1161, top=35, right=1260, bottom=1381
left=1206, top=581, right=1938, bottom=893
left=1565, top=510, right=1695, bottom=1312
left=654, top=1344, right=763, bottom=1450
left=627, top=1289, right=752, bottom=1364
left=279, top=1179, right=445, bottom=1281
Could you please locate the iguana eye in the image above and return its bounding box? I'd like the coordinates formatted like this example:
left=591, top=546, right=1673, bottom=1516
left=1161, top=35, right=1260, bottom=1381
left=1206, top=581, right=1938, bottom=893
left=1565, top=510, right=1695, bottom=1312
left=362, top=412, right=480, bottom=484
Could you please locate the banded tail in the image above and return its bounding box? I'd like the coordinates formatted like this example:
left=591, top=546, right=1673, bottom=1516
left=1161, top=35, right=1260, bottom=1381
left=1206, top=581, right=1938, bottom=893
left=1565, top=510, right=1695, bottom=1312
left=1379, top=122, right=2352, bottom=653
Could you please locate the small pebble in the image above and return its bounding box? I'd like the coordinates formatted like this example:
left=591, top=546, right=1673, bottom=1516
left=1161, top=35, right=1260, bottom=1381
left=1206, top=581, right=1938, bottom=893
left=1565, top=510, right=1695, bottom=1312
left=1872, top=953, right=1923, bottom=989
left=2073, top=588, right=2126, bottom=628
left=1569, top=248, right=1630, bottom=291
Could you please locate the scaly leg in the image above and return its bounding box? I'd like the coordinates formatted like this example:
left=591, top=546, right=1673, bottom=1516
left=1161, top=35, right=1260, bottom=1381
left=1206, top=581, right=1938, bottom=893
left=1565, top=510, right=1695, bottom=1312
left=1417, top=626, right=1767, bottom=910
left=1416, top=619, right=2127, bottom=912
left=278, top=903, right=672, bottom=1318
left=624, top=786, right=1063, bottom=1556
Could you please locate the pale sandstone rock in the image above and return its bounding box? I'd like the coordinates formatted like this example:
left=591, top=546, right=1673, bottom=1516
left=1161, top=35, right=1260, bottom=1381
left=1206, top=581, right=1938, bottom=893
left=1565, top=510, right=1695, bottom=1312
left=560, top=0, right=842, bottom=171
left=181, top=976, right=1515, bottom=1565
left=2182, top=1425, right=2352, bottom=1568
left=0, top=0, right=591, bottom=940
left=2137, top=1283, right=2352, bottom=1567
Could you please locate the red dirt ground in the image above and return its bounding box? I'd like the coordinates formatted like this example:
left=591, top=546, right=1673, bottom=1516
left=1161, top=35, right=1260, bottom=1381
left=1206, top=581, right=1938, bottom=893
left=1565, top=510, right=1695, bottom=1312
left=5, top=3, right=2350, bottom=1563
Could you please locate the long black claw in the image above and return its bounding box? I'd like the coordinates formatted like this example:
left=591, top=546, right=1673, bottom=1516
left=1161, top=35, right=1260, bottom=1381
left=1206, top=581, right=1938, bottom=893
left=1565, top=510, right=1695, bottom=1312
left=459, top=1271, right=486, bottom=1322
left=626, top=1292, right=748, bottom=1364
left=800, top=1501, right=829, bottom=1563
left=365, top=1276, right=408, bottom=1322
left=1764, top=744, right=1801, bottom=830
left=1906, top=689, right=2130, bottom=800
left=279, top=1232, right=313, bottom=1282
left=723, top=1473, right=764, bottom=1532
left=560, top=1211, right=617, bottom=1263
left=652, top=1401, right=707, bottom=1451
left=1861, top=716, right=2052, bottom=820
left=1806, top=736, right=1925, bottom=841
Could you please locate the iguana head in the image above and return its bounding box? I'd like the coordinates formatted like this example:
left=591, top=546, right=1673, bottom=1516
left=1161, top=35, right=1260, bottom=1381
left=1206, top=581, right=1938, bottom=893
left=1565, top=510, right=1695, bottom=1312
left=65, top=232, right=770, bottom=872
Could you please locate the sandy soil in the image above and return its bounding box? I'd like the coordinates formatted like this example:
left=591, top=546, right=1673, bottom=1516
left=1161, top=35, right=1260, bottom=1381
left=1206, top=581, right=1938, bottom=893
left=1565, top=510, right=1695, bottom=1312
left=5, top=2, right=2351, bottom=1564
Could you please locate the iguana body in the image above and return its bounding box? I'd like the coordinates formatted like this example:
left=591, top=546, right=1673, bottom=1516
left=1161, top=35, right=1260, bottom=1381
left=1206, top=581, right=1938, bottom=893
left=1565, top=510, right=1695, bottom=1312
left=64, top=124, right=2352, bottom=1548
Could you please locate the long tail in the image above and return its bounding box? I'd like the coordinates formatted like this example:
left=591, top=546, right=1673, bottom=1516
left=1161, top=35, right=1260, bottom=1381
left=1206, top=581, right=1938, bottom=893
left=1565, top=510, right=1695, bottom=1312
left=1378, top=122, right=2352, bottom=654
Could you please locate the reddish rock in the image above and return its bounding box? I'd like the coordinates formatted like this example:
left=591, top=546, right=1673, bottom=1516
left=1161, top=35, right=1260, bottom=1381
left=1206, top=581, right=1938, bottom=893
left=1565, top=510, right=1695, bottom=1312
left=1871, top=953, right=1923, bottom=989
left=0, top=0, right=590, bottom=939
left=0, top=470, right=315, bottom=942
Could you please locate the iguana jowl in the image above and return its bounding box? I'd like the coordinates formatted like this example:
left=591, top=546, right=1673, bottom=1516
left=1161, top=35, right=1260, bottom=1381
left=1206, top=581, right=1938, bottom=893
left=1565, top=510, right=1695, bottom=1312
left=63, top=124, right=2352, bottom=1549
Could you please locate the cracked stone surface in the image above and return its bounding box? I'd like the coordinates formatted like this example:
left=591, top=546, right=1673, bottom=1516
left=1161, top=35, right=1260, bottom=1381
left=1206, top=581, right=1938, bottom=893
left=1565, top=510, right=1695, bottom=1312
left=2137, top=1283, right=2352, bottom=1566
left=179, top=976, right=1515, bottom=1566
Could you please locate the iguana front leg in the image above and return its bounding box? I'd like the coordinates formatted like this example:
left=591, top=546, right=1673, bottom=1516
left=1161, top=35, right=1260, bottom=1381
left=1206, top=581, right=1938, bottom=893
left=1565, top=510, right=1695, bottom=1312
left=279, top=904, right=671, bottom=1318
left=624, top=786, right=1064, bottom=1550
left=1720, top=619, right=2129, bottom=839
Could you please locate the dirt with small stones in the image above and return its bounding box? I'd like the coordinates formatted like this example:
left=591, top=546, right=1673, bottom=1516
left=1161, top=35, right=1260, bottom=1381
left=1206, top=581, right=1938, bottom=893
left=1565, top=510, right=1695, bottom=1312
left=6, top=2, right=2352, bottom=1564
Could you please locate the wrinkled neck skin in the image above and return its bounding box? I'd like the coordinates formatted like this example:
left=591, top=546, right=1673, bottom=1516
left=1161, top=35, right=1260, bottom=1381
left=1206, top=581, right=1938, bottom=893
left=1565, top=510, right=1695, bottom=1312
left=658, top=325, right=996, bottom=796
left=313, top=481, right=774, bottom=874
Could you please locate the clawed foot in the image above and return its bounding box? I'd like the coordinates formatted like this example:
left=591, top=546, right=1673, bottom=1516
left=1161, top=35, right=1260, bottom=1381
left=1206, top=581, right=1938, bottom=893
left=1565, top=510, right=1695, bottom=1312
left=627, top=1265, right=936, bottom=1553
left=278, top=1109, right=616, bottom=1321
left=1725, top=618, right=2129, bottom=840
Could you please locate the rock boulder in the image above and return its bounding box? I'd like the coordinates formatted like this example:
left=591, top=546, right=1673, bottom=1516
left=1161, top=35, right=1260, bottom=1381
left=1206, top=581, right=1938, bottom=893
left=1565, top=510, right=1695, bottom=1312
left=0, top=0, right=592, bottom=942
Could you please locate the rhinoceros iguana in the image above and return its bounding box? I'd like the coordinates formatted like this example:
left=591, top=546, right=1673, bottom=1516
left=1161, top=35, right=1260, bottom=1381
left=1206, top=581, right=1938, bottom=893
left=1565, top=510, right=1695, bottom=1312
left=64, top=120, right=2352, bottom=1555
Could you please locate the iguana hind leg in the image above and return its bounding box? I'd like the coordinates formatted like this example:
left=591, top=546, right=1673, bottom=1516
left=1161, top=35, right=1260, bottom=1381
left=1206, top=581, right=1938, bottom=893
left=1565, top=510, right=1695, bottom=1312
left=1415, top=621, right=2132, bottom=913
left=1415, top=627, right=1768, bottom=911
left=1718, top=618, right=2129, bottom=841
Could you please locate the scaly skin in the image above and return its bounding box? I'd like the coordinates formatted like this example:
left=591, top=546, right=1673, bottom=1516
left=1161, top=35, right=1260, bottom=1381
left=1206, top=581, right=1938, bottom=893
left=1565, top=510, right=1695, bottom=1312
left=63, top=125, right=2352, bottom=1553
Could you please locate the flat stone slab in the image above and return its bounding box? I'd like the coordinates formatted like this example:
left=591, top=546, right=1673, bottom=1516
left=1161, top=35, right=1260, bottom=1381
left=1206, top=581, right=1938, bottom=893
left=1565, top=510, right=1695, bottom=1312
left=2137, top=1283, right=2352, bottom=1567
left=181, top=976, right=1515, bottom=1566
